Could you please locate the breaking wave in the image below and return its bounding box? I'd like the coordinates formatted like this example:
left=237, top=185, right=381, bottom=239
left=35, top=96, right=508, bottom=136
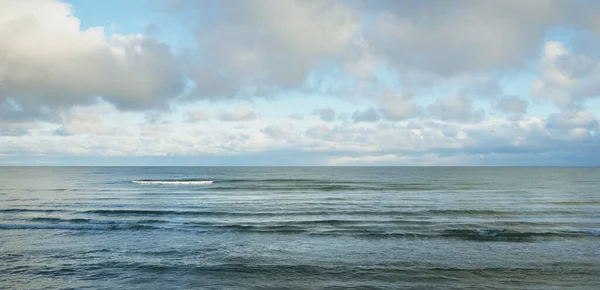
left=132, top=180, right=214, bottom=185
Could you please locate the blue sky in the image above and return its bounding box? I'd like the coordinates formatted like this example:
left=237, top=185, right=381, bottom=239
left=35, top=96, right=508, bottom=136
left=1, top=0, right=599, bottom=165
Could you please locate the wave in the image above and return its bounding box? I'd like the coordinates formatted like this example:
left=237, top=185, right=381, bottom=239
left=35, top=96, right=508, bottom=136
left=4, top=216, right=599, bottom=241
left=127, top=178, right=489, bottom=191
left=186, top=225, right=600, bottom=241
left=0, top=223, right=156, bottom=231
left=28, top=217, right=169, bottom=225
left=132, top=179, right=214, bottom=185
left=439, top=228, right=600, bottom=241
left=0, top=208, right=66, bottom=213
left=81, top=208, right=574, bottom=218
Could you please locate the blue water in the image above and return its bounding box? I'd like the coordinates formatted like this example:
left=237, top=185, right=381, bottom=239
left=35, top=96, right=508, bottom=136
left=1, top=167, right=599, bottom=289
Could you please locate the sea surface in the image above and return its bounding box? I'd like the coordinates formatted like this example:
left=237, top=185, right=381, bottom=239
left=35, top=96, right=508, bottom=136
left=1, top=167, right=599, bottom=289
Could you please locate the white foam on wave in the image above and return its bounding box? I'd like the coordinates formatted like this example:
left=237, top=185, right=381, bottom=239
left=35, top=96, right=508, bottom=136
left=132, top=180, right=214, bottom=185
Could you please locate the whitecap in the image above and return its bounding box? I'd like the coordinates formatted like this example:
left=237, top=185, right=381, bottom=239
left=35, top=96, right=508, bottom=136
left=132, top=180, right=214, bottom=185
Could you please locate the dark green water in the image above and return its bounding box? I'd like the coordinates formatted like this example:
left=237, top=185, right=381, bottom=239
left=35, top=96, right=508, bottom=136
left=1, top=167, right=599, bottom=289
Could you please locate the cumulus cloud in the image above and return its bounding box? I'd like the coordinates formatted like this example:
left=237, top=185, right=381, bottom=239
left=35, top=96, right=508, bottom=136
left=172, top=1, right=597, bottom=101
left=1, top=104, right=598, bottom=165
left=52, top=102, right=131, bottom=136
left=179, top=0, right=360, bottom=99
left=428, top=95, right=484, bottom=122
left=545, top=111, right=599, bottom=141
left=532, top=41, right=600, bottom=110
left=0, top=0, right=185, bottom=119
left=362, top=0, right=571, bottom=77
left=352, top=107, right=381, bottom=122
left=494, top=96, right=528, bottom=119
left=377, top=92, right=421, bottom=120
left=0, top=121, right=35, bottom=136
left=185, top=109, right=210, bottom=122
left=261, top=123, right=294, bottom=139
left=314, top=107, right=336, bottom=122
left=217, top=105, right=257, bottom=122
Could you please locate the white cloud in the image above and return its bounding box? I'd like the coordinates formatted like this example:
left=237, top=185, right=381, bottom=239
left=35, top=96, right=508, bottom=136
left=186, top=108, right=210, bottom=122
left=428, top=94, right=484, bottom=122
left=217, top=104, right=257, bottom=122
left=53, top=102, right=131, bottom=136
left=327, top=153, right=467, bottom=166
left=532, top=41, right=600, bottom=110
left=328, top=154, right=398, bottom=165
left=0, top=0, right=184, bottom=119
left=545, top=110, right=599, bottom=141
left=377, top=92, right=421, bottom=120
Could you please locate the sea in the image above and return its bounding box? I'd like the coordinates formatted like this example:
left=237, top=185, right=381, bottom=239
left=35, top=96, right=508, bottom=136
left=1, top=167, right=599, bottom=289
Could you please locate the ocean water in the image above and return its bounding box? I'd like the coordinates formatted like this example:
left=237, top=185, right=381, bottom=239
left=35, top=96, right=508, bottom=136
left=1, top=167, right=599, bottom=289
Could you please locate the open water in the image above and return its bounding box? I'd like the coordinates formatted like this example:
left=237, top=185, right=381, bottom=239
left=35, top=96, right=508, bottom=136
left=1, top=167, right=599, bottom=289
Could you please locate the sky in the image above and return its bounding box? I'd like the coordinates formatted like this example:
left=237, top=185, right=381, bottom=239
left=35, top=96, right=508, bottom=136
left=1, top=0, right=600, bottom=166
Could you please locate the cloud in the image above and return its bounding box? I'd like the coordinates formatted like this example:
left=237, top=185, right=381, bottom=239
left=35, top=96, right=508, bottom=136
left=180, top=0, right=360, bottom=99
left=377, top=92, right=421, bottom=120
left=0, top=121, right=33, bottom=136
left=328, top=154, right=398, bottom=165
left=327, top=153, right=467, bottom=166
left=314, top=107, right=336, bottom=122
left=0, top=0, right=185, bottom=119
left=545, top=111, right=599, bottom=141
left=494, top=96, right=528, bottom=119
left=428, top=94, right=484, bottom=122
left=362, top=1, right=573, bottom=77
left=261, top=124, right=294, bottom=139
left=1, top=104, right=597, bottom=165
left=352, top=107, right=381, bottom=122
left=52, top=102, right=131, bottom=136
left=186, top=109, right=210, bottom=122
left=217, top=104, right=257, bottom=121
left=532, top=41, right=600, bottom=110
left=176, top=1, right=595, bottom=98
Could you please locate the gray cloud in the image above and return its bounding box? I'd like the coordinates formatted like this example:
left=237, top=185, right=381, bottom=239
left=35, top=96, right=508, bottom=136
left=352, top=107, right=381, bottom=122
left=217, top=105, right=257, bottom=121
left=186, top=109, right=210, bottom=122
left=495, top=96, right=528, bottom=119
left=261, top=124, right=294, bottom=139
left=377, top=92, right=421, bottom=121
left=314, top=107, right=336, bottom=122
left=0, top=121, right=32, bottom=136
left=428, top=95, right=485, bottom=122
left=545, top=111, right=599, bottom=141
left=361, top=0, right=584, bottom=77
left=177, top=0, right=360, bottom=100
left=287, top=113, right=304, bottom=120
